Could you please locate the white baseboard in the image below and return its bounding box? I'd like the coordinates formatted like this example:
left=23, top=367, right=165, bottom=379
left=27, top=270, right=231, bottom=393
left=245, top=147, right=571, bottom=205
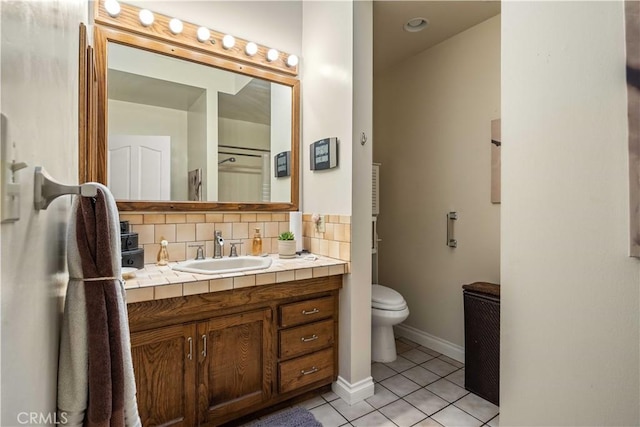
left=332, top=376, right=375, bottom=405
left=394, top=323, right=465, bottom=363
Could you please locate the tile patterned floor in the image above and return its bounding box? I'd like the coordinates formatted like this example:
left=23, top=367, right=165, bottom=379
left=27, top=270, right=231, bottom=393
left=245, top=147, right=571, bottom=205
left=293, top=337, right=499, bottom=427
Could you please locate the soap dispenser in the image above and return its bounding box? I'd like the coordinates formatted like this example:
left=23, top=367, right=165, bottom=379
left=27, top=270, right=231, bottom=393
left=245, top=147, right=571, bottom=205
left=157, top=238, right=170, bottom=266
left=252, top=228, right=262, bottom=256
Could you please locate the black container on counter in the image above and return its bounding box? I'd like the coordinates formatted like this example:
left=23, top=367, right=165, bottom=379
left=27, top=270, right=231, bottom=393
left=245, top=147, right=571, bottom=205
left=119, top=221, right=143, bottom=269
left=122, top=248, right=144, bottom=269
left=121, top=233, right=139, bottom=251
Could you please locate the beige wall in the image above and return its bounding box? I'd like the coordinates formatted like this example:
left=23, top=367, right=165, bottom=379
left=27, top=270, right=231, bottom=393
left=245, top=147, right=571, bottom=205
left=374, top=15, right=500, bottom=353
left=301, top=2, right=354, bottom=216
left=1, top=0, right=86, bottom=423
left=501, top=2, right=639, bottom=424
left=218, top=117, right=270, bottom=150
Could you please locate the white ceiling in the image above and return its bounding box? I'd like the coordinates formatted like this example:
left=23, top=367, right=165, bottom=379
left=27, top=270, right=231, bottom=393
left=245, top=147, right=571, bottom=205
left=374, top=1, right=501, bottom=74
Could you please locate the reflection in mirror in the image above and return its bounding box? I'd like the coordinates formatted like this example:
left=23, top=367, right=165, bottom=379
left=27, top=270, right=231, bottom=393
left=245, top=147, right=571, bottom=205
left=106, top=43, right=292, bottom=204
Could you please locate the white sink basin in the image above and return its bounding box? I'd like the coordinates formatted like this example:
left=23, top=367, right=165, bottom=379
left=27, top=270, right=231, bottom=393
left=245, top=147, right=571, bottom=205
left=171, top=256, right=272, bottom=275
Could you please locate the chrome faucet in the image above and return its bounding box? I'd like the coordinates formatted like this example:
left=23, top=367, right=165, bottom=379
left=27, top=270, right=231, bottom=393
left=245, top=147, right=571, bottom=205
left=213, top=230, right=224, bottom=258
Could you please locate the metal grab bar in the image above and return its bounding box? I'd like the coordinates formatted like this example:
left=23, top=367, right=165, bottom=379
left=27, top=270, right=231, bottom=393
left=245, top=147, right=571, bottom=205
left=447, top=211, right=458, bottom=248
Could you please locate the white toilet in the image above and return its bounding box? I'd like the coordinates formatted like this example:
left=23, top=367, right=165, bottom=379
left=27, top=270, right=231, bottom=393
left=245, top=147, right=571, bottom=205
left=371, top=284, right=410, bottom=363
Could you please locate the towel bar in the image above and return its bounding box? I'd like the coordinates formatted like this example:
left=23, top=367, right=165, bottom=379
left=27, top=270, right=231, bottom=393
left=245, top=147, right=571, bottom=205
left=34, top=166, right=98, bottom=210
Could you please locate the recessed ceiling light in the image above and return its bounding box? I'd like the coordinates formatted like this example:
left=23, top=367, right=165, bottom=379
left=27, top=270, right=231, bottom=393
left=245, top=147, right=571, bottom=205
left=404, top=17, right=429, bottom=33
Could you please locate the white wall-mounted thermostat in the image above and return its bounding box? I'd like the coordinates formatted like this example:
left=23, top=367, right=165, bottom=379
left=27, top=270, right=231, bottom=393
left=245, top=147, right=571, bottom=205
left=274, top=151, right=291, bottom=177
left=310, top=137, right=338, bottom=170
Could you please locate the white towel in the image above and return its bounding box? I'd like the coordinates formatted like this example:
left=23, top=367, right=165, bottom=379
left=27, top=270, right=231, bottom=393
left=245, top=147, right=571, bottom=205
left=57, top=183, right=141, bottom=427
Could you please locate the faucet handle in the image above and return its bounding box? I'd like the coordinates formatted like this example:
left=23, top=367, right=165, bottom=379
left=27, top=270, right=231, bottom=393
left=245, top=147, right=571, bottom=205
left=229, top=241, right=243, bottom=257
left=214, top=230, right=224, bottom=245
left=189, top=244, right=205, bottom=260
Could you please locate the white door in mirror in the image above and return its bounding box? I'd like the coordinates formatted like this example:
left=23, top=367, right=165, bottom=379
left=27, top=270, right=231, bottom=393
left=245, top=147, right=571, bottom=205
left=108, top=135, right=171, bottom=200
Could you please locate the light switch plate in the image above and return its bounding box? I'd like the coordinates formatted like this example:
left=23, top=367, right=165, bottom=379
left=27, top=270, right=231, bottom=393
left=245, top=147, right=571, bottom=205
left=0, top=114, right=21, bottom=223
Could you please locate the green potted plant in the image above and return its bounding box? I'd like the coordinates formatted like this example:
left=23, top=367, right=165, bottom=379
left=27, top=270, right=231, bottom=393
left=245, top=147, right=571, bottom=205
left=277, top=231, right=296, bottom=259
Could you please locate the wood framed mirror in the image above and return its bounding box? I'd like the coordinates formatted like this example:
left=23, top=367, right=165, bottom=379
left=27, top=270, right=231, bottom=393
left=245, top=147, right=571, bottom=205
left=84, top=1, right=300, bottom=211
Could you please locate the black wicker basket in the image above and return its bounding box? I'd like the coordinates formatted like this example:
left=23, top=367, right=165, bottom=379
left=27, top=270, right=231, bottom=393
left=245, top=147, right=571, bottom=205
left=463, top=282, right=500, bottom=406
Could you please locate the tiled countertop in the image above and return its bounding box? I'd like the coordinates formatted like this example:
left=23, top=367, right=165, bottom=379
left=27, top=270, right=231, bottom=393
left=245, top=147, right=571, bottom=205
left=124, top=254, right=348, bottom=304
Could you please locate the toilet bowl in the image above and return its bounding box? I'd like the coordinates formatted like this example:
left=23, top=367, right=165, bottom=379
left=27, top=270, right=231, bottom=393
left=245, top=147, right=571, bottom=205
left=371, top=284, right=409, bottom=363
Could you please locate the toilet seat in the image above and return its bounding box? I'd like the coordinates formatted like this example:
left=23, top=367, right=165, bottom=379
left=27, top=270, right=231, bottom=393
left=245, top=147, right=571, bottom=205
left=372, top=284, right=407, bottom=311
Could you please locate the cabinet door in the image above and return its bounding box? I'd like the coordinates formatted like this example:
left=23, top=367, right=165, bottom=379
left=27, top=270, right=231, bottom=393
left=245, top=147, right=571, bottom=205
left=130, top=323, right=197, bottom=427
left=198, top=308, right=273, bottom=424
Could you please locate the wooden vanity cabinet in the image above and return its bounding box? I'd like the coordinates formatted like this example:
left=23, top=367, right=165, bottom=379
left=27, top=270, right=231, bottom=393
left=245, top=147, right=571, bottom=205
left=277, top=296, right=338, bottom=394
left=130, top=310, right=272, bottom=427
left=130, top=324, right=197, bottom=427
left=127, top=275, right=341, bottom=427
left=198, top=308, right=273, bottom=424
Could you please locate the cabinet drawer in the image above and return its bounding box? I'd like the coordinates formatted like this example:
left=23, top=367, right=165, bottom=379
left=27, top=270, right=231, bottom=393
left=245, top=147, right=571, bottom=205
left=279, top=348, right=334, bottom=394
left=279, top=296, right=334, bottom=327
left=279, top=319, right=334, bottom=359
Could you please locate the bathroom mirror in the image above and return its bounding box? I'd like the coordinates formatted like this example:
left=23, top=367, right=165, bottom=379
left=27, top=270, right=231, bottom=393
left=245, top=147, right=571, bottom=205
left=86, top=6, right=300, bottom=211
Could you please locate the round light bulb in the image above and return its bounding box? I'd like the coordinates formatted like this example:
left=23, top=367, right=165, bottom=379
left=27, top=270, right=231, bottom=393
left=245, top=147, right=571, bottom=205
left=169, top=18, right=183, bottom=34
left=286, top=54, right=299, bottom=68
left=196, top=27, right=210, bottom=42
left=266, top=48, right=279, bottom=62
left=222, top=35, right=235, bottom=49
left=139, top=9, right=154, bottom=26
left=104, top=0, right=120, bottom=17
left=245, top=42, right=258, bottom=56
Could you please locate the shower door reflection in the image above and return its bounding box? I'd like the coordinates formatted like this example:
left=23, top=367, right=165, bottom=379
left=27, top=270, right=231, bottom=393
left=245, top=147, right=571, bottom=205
left=217, top=146, right=271, bottom=202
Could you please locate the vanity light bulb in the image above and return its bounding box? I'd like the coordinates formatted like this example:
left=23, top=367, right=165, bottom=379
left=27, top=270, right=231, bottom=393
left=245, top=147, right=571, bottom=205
left=104, top=0, right=121, bottom=17
left=267, top=48, right=279, bottom=62
left=139, top=9, right=154, bottom=26
left=169, top=18, right=183, bottom=34
left=197, top=27, right=210, bottom=42
left=222, top=35, right=236, bottom=49
left=286, top=54, right=299, bottom=67
left=245, top=42, right=258, bottom=56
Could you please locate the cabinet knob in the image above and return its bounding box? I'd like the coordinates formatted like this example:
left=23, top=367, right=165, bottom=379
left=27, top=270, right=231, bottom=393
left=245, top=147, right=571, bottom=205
left=187, top=337, right=193, bottom=360
left=301, top=308, right=319, bottom=315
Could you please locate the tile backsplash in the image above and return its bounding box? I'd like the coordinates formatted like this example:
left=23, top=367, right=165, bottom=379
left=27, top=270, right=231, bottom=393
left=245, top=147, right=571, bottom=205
left=119, top=212, right=351, bottom=265
left=302, top=214, right=351, bottom=262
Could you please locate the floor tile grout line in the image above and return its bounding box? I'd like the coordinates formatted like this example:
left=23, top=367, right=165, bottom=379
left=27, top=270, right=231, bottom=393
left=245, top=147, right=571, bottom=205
left=305, top=337, right=498, bottom=427
left=376, top=354, right=497, bottom=426
left=373, top=374, right=451, bottom=421
left=327, top=397, right=377, bottom=423
left=418, top=359, right=461, bottom=375
left=427, top=388, right=499, bottom=425
left=452, top=400, right=500, bottom=425
left=350, top=410, right=402, bottom=427
left=370, top=381, right=498, bottom=427
left=447, top=393, right=488, bottom=424
left=400, top=365, right=461, bottom=388
left=382, top=370, right=428, bottom=392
